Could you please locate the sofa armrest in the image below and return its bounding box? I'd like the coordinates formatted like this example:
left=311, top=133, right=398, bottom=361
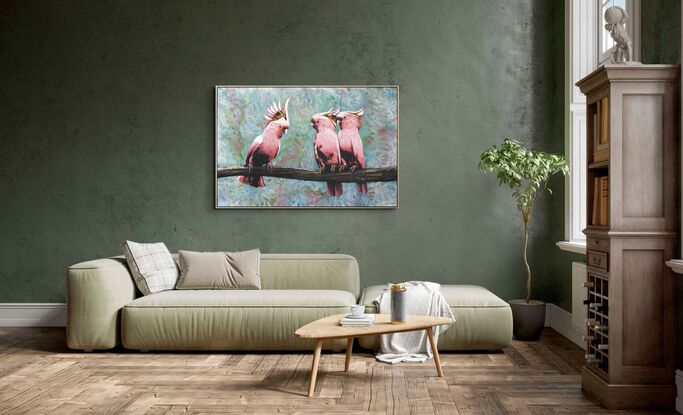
left=66, top=257, right=136, bottom=350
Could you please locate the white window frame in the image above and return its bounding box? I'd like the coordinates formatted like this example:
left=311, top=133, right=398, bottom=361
left=558, top=0, right=640, bottom=255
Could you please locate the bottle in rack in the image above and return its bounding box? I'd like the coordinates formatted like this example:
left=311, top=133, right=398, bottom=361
left=585, top=354, right=602, bottom=364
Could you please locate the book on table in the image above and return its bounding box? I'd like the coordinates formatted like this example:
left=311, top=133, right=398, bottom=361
left=340, top=314, right=375, bottom=326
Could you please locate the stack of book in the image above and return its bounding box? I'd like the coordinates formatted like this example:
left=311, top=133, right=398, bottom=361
left=340, top=314, right=375, bottom=327
left=592, top=176, right=609, bottom=226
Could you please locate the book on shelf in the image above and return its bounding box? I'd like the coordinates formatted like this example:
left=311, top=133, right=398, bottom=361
left=592, top=177, right=600, bottom=225
left=600, top=97, right=609, bottom=145
left=593, top=150, right=609, bottom=162
left=593, top=112, right=599, bottom=148
left=599, top=176, right=609, bottom=226
left=340, top=314, right=375, bottom=326
left=591, top=176, right=609, bottom=226
left=592, top=97, right=610, bottom=162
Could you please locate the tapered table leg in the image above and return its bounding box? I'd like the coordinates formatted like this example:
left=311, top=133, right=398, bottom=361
left=426, top=327, right=443, bottom=377
left=345, top=337, right=354, bottom=372
left=308, top=339, right=323, bottom=397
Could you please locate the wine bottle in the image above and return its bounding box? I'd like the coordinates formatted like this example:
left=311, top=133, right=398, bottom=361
left=586, top=319, right=599, bottom=326
left=597, top=344, right=608, bottom=350
left=583, top=281, right=595, bottom=288
left=593, top=325, right=608, bottom=331
left=583, top=299, right=591, bottom=305
left=582, top=335, right=595, bottom=341
left=585, top=354, right=601, bottom=364
left=589, top=302, right=602, bottom=310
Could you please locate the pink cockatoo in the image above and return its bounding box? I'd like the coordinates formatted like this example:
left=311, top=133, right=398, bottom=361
left=336, top=108, right=367, bottom=193
left=311, top=108, right=345, bottom=196
left=238, top=99, right=290, bottom=187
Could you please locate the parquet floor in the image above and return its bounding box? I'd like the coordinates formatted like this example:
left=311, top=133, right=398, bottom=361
left=0, top=328, right=673, bottom=414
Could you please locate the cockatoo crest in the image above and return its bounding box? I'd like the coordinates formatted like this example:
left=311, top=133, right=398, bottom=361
left=264, top=98, right=290, bottom=128
left=311, top=108, right=339, bottom=129
left=335, top=108, right=365, bottom=127
left=349, top=108, right=364, bottom=119
left=324, top=107, right=339, bottom=124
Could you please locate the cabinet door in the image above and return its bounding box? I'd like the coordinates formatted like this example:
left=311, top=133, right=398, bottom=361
left=607, top=237, right=676, bottom=384
left=608, top=82, right=676, bottom=232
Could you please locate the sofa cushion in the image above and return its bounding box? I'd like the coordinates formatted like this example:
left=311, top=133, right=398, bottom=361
left=121, top=241, right=179, bottom=295
left=358, top=284, right=512, bottom=351
left=175, top=249, right=261, bottom=290
left=360, top=284, right=509, bottom=311
left=259, top=254, right=360, bottom=298
left=125, top=289, right=355, bottom=308
left=122, top=289, right=355, bottom=351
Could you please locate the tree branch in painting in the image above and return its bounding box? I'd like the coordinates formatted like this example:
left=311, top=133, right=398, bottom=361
left=216, top=167, right=397, bottom=183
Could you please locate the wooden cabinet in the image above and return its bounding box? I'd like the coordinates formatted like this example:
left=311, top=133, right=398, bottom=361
left=577, top=64, right=679, bottom=410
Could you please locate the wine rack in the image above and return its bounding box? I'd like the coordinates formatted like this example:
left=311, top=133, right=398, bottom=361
left=584, top=272, right=608, bottom=374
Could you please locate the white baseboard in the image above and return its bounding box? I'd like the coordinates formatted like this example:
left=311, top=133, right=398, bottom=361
left=545, top=303, right=585, bottom=349
left=0, top=303, right=66, bottom=327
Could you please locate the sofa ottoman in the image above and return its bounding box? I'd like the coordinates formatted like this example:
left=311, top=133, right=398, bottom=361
left=357, top=285, right=512, bottom=351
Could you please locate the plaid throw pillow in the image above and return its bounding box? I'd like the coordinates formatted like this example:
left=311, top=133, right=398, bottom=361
left=121, top=240, right=179, bottom=295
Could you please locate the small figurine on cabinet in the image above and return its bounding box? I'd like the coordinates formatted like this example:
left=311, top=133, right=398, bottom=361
left=604, top=6, right=634, bottom=64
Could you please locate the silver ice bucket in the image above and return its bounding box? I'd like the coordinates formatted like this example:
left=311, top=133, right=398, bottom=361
left=390, top=283, right=407, bottom=324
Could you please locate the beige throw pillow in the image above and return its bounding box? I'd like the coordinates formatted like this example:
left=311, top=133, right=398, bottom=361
left=175, top=249, right=261, bottom=290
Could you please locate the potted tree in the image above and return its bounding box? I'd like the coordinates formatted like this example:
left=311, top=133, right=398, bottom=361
left=479, top=139, right=569, bottom=340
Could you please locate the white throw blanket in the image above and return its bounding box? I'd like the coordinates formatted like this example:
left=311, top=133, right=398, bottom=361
left=374, top=281, right=455, bottom=364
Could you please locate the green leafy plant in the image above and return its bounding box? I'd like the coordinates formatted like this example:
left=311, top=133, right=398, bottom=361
left=479, top=139, right=569, bottom=303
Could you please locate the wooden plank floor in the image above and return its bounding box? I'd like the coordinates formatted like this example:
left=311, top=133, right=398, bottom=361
left=0, top=328, right=673, bottom=414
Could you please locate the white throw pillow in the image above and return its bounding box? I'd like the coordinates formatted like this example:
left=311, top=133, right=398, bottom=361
left=121, top=240, right=179, bottom=295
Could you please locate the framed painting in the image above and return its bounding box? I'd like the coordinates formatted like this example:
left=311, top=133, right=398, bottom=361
left=215, top=85, right=398, bottom=208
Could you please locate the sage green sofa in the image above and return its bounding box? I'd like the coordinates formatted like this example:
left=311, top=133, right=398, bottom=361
left=67, top=253, right=512, bottom=353
left=67, top=253, right=359, bottom=351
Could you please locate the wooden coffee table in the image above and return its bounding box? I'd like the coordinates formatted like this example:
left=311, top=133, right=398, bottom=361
left=295, top=314, right=452, bottom=397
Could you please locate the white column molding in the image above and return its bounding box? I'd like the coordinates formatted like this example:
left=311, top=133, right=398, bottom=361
left=561, top=0, right=596, bottom=248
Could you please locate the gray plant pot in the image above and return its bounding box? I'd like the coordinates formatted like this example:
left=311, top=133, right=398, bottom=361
left=509, top=299, right=546, bottom=341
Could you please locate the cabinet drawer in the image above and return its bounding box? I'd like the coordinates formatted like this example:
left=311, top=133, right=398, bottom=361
left=587, top=236, right=609, bottom=253
left=587, top=250, right=608, bottom=271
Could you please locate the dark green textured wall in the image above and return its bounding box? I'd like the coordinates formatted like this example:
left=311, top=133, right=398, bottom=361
left=0, top=0, right=565, bottom=303
left=642, top=0, right=681, bottom=65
